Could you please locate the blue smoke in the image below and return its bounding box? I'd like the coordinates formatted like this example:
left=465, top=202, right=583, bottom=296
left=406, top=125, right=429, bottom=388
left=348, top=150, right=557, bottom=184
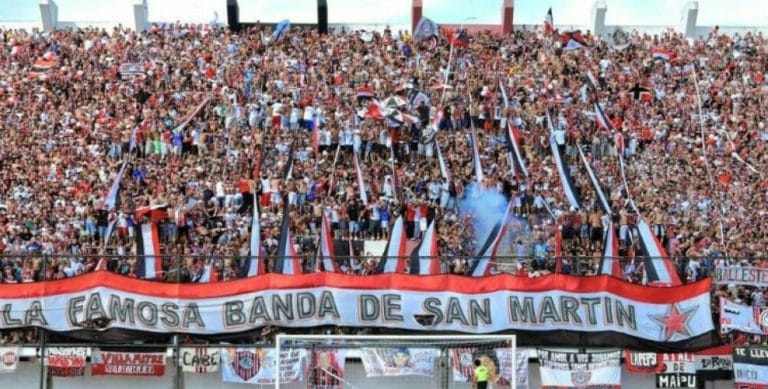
left=459, top=189, right=511, bottom=250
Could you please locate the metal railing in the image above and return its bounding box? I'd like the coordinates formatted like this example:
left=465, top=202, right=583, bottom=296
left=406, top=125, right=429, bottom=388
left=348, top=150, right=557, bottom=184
left=0, top=254, right=735, bottom=283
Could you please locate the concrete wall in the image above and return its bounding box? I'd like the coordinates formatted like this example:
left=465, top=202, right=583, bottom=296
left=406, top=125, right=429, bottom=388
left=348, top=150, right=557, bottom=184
left=0, top=358, right=739, bottom=389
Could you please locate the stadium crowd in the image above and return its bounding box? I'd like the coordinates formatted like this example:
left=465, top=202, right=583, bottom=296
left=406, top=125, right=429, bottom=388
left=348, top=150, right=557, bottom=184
left=0, top=22, right=766, bottom=294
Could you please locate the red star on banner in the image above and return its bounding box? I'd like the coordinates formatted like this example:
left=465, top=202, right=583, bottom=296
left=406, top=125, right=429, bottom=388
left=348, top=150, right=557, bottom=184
left=650, top=304, right=699, bottom=341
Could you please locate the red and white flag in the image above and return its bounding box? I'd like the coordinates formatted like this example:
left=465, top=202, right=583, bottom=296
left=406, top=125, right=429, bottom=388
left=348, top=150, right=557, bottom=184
left=469, top=200, right=514, bottom=277
left=354, top=152, right=369, bottom=205
left=136, top=223, right=162, bottom=279
left=409, top=220, right=440, bottom=275
left=316, top=212, right=339, bottom=272
left=651, top=47, right=675, bottom=61
left=377, top=216, right=408, bottom=273
left=599, top=221, right=622, bottom=278
left=544, top=8, right=554, bottom=35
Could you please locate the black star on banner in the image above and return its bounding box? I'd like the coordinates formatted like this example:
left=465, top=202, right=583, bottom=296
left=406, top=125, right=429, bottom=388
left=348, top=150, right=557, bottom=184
left=650, top=303, right=699, bottom=341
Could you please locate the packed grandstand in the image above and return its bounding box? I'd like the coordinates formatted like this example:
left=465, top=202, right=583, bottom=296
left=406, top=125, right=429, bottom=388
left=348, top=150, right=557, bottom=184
left=0, top=3, right=767, bottom=387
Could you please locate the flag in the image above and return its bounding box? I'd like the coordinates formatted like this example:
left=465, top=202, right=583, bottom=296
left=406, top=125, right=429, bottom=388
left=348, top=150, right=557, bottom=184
left=629, top=83, right=653, bottom=101
left=283, top=141, right=295, bottom=180
left=447, top=29, right=470, bottom=48
left=101, top=162, right=127, bottom=210
left=498, top=79, right=510, bottom=108
left=353, top=152, right=368, bottom=205
left=356, top=85, right=374, bottom=100
left=651, top=47, right=675, bottom=61
left=586, top=70, right=600, bottom=89
left=409, top=220, right=440, bottom=275
left=470, top=123, right=484, bottom=184
left=577, top=145, right=611, bottom=214
left=103, top=217, right=117, bottom=247
left=435, top=139, right=450, bottom=182
left=560, top=30, right=589, bottom=51
left=360, top=100, right=385, bottom=121
left=413, top=17, right=439, bottom=42
left=136, top=222, right=162, bottom=279
left=548, top=109, right=581, bottom=210
left=327, top=143, right=342, bottom=196
left=377, top=216, right=408, bottom=273
left=720, top=297, right=766, bottom=335
left=274, top=202, right=302, bottom=275
left=593, top=102, right=615, bottom=131
left=468, top=200, right=513, bottom=277
left=316, top=212, right=339, bottom=272
left=544, top=7, right=554, bottom=35
left=598, top=221, right=622, bottom=278
left=246, top=203, right=264, bottom=277
left=272, top=19, right=290, bottom=41
left=134, top=204, right=169, bottom=223
left=636, top=217, right=681, bottom=286
left=198, top=264, right=218, bottom=283
left=505, top=122, right=529, bottom=177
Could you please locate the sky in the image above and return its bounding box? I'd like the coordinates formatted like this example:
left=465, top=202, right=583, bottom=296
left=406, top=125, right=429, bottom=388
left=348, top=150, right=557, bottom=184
left=2, top=0, right=767, bottom=27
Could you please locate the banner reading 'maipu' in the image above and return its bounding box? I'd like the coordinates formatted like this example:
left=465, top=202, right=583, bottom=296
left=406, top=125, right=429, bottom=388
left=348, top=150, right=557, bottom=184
left=0, top=272, right=716, bottom=349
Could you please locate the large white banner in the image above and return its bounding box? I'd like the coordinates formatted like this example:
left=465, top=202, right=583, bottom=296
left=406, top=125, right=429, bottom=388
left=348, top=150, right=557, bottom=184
left=0, top=272, right=716, bottom=348
left=0, top=347, right=19, bottom=374
left=537, top=349, right=621, bottom=388
left=221, top=347, right=305, bottom=385
left=360, top=348, right=437, bottom=377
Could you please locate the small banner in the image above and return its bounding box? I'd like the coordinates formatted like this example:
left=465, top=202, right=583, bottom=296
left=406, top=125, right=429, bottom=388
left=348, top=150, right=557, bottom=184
left=360, top=348, right=437, bottom=377
left=91, top=349, right=166, bottom=376
left=0, top=347, right=19, bottom=374
left=734, top=346, right=768, bottom=389
left=720, top=297, right=767, bottom=335
left=450, top=347, right=528, bottom=388
left=694, top=346, right=733, bottom=382
left=180, top=347, right=220, bottom=374
left=625, top=350, right=663, bottom=373
left=537, top=348, right=621, bottom=388
left=46, top=347, right=87, bottom=377
left=308, top=349, right=346, bottom=389
left=656, top=353, right=696, bottom=388
left=221, top=347, right=305, bottom=385
left=715, top=266, right=768, bottom=287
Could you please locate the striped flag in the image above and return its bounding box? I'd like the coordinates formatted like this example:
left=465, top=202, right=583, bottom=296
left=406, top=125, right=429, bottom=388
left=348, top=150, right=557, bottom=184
left=636, top=218, right=681, bottom=286
left=594, top=102, right=614, bottom=131
left=198, top=263, right=219, bottom=283
left=353, top=152, right=368, bottom=205
left=468, top=200, right=514, bottom=277
left=499, top=79, right=510, bottom=109
left=245, top=203, right=264, bottom=277
left=327, top=143, right=342, bottom=197
left=101, top=162, right=127, bottom=211
left=651, top=47, right=675, bottom=61
left=103, top=217, right=117, bottom=247
left=543, top=7, right=554, bottom=35
left=316, top=212, right=339, bottom=272
left=470, top=123, right=484, bottom=184
left=598, top=221, right=622, bottom=278
left=274, top=202, right=303, bottom=275
left=577, top=145, right=611, bottom=214
left=377, top=216, right=408, bottom=273
left=548, top=109, right=581, bottom=210
left=136, top=222, right=162, bottom=279
left=561, top=30, right=589, bottom=51
left=134, top=204, right=169, bottom=223
left=586, top=70, right=600, bottom=91
left=284, top=141, right=295, bottom=180
left=409, top=220, right=440, bottom=275
left=506, top=123, right=529, bottom=177
left=356, top=86, right=373, bottom=100
left=436, top=139, right=450, bottom=182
